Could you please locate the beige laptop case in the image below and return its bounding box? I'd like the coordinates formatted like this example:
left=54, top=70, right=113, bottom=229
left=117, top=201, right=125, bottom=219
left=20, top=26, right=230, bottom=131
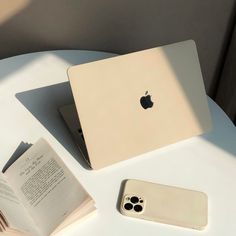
left=68, top=40, right=212, bottom=170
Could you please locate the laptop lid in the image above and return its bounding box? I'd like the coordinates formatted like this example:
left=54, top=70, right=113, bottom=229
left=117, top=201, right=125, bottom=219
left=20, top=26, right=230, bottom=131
left=68, top=40, right=212, bottom=169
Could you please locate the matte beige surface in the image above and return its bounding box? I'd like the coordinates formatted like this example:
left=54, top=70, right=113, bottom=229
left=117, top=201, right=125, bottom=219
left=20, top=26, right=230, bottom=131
left=120, top=179, right=208, bottom=230
left=69, top=40, right=212, bottom=169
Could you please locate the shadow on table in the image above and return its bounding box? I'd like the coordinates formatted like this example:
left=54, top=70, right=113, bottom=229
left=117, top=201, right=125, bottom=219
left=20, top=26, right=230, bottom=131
left=15, top=82, right=91, bottom=170
left=200, top=98, right=236, bottom=158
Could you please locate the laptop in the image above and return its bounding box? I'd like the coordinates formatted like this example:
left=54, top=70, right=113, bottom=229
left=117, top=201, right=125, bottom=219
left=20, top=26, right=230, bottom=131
left=63, top=40, right=212, bottom=170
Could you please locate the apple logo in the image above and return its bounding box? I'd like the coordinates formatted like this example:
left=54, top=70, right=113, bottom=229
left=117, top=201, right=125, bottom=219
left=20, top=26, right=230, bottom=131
left=140, top=91, right=154, bottom=109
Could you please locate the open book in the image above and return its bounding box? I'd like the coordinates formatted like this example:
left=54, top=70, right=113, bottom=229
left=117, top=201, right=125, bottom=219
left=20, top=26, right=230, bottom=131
left=0, top=138, right=96, bottom=236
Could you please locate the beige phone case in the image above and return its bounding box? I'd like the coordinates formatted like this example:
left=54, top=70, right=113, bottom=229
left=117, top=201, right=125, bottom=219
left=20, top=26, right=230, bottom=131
left=119, top=179, right=208, bottom=230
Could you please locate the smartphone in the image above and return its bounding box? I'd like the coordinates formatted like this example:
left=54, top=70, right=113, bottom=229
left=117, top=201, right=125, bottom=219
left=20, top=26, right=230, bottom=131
left=119, top=179, right=208, bottom=230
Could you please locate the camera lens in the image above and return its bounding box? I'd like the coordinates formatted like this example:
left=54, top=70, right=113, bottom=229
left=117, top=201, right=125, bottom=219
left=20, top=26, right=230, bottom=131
left=124, top=203, right=133, bottom=210
left=130, top=196, right=139, bottom=204
left=134, top=204, right=143, bottom=212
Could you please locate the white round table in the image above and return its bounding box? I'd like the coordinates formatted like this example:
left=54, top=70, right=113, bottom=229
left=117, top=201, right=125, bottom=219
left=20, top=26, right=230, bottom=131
left=0, top=50, right=236, bottom=236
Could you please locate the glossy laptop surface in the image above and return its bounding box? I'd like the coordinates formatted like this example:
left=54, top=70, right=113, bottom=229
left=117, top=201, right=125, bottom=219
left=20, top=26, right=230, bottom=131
left=68, top=40, right=212, bottom=169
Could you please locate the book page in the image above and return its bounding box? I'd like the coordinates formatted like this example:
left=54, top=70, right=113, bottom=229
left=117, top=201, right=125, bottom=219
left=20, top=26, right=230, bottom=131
left=0, top=173, right=39, bottom=235
left=4, top=138, right=90, bottom=236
